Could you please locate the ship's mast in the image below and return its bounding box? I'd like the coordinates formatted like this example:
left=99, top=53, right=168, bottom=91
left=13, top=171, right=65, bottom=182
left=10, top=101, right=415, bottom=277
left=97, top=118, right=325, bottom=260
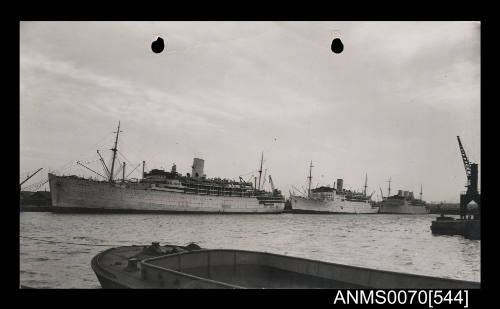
left=122, top=162, right=126, bottom=183
left=109, top=121, right=122, bottom=183
left=261, top=169, right=268, bottom=189
left=420, top=184, right=423, bottom=201
left=307, top=161, right=313, bottom=197
left=257, top=152, right=263, bottom=190
left=363, top=173, right=368, bottom=197
left=387, top=177, right=391, bottom=197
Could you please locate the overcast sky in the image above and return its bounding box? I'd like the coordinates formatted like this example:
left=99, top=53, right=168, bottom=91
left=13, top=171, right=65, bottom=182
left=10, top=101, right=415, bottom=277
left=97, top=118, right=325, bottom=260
left=20, top=21, right=480, bottom=202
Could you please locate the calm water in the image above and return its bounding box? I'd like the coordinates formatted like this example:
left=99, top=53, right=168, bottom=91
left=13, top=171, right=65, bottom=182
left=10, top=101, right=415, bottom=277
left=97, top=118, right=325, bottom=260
left=20, top=212, right=480, bottom=288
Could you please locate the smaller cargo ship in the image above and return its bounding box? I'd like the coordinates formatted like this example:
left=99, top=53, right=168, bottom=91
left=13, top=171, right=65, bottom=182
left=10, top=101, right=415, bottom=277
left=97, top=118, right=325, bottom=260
left=379, top=181, right=429, bottom=214
left=290, top=162, right=379, bottom=214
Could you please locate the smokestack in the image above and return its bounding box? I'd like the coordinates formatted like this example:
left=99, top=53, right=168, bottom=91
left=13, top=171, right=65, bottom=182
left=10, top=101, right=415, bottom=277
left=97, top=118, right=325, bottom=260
left=336, top=179, right=343, bottom=192
left=192, top=158, right=204, bottom=179
left=122, top=162, right=126, bottom=183
left=398, top=190, right=403, bottom=196
left=403, top=191, right=409, bottom=198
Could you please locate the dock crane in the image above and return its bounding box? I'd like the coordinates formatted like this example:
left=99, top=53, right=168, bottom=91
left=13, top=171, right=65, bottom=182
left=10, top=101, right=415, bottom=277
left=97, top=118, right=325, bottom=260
left=457, top=136, right=480, bottom=219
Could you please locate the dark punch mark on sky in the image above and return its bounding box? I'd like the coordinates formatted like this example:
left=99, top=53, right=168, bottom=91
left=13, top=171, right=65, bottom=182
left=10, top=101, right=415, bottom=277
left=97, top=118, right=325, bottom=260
left=331, top=38, right=344, bottom=54
left=151, top=37, right=164, bottom=53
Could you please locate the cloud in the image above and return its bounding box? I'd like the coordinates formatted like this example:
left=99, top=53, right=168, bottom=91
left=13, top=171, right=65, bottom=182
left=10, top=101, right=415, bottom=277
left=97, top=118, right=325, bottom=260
left=20, top=21, right=480, bottom=201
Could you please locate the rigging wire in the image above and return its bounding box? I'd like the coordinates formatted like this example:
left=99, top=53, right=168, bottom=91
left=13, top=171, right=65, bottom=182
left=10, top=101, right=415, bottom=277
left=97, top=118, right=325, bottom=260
left=126, top=163, right=141, bottom=179
left=20, top=168, right=42, bottom=178
left=86, top=132, right=116, bottom=156
left=113, top=157, right=123, bottom=179
left=81, top=158, right=100, bottom=165
left=117, top=150, right=134, bottom=166
left=239, top=169, right=260, bottom=177
left=23, top=177, right=49, bottom=191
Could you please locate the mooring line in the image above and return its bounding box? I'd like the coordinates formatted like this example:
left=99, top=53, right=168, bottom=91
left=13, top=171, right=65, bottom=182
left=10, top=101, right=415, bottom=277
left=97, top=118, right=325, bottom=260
left=19, top=235, right=123, bottom=247
left=20, top=235, right=191, bottom=248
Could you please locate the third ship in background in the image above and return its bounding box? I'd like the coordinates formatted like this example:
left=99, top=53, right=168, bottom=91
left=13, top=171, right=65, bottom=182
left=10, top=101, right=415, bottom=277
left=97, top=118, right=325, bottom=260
left=378, top=180, right=429, bottom=214
left=289, top=162, right=379, bottom=214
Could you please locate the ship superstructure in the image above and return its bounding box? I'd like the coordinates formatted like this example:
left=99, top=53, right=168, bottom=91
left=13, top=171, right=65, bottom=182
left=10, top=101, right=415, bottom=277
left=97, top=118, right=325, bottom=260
left=48, top=123, right=285, bottom=214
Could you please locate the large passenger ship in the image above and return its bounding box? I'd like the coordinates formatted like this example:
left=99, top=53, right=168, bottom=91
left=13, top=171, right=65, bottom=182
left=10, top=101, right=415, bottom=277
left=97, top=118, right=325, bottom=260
left=290, top=162, right=379, bottom=214
left=48, top=123, right=285, bottom=214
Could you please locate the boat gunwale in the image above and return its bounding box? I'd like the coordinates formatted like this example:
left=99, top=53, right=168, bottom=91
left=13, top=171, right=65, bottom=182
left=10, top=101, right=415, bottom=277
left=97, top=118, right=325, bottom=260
left=91, top=246, right=244, bottom=289
left=141, top=248, right=480, bottom=288
left=91, top=247, right=118, bottom=279
left=141, top=250, right=245, bottom=289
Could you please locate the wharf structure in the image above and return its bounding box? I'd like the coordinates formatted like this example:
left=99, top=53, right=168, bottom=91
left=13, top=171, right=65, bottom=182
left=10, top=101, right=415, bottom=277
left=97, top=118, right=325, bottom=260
left=430, top=136, right=480, bottom=239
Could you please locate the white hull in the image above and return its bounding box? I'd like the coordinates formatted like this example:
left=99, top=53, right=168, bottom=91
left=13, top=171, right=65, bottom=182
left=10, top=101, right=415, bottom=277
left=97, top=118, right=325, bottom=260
left=290, top=195, right=379, bottom=214
left=48, top=174, right=284, bottom=214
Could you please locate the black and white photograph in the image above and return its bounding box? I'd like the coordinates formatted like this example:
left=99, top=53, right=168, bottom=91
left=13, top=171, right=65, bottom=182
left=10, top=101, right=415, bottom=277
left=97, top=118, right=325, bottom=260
left=19, top=21, right=480, bottom=291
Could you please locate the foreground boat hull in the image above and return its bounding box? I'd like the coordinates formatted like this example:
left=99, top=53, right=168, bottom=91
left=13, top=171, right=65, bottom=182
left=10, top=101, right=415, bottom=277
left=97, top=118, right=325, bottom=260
left=94, top=273, right=129, bottom=289
left=49, top=174, right=284, bottom=214
left=92, top=246, right=480, bottom=289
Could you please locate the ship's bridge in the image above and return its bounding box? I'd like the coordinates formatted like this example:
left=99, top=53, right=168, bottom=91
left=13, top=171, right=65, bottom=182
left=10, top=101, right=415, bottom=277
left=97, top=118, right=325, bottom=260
left=310, top=186, right=335, bottom=199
